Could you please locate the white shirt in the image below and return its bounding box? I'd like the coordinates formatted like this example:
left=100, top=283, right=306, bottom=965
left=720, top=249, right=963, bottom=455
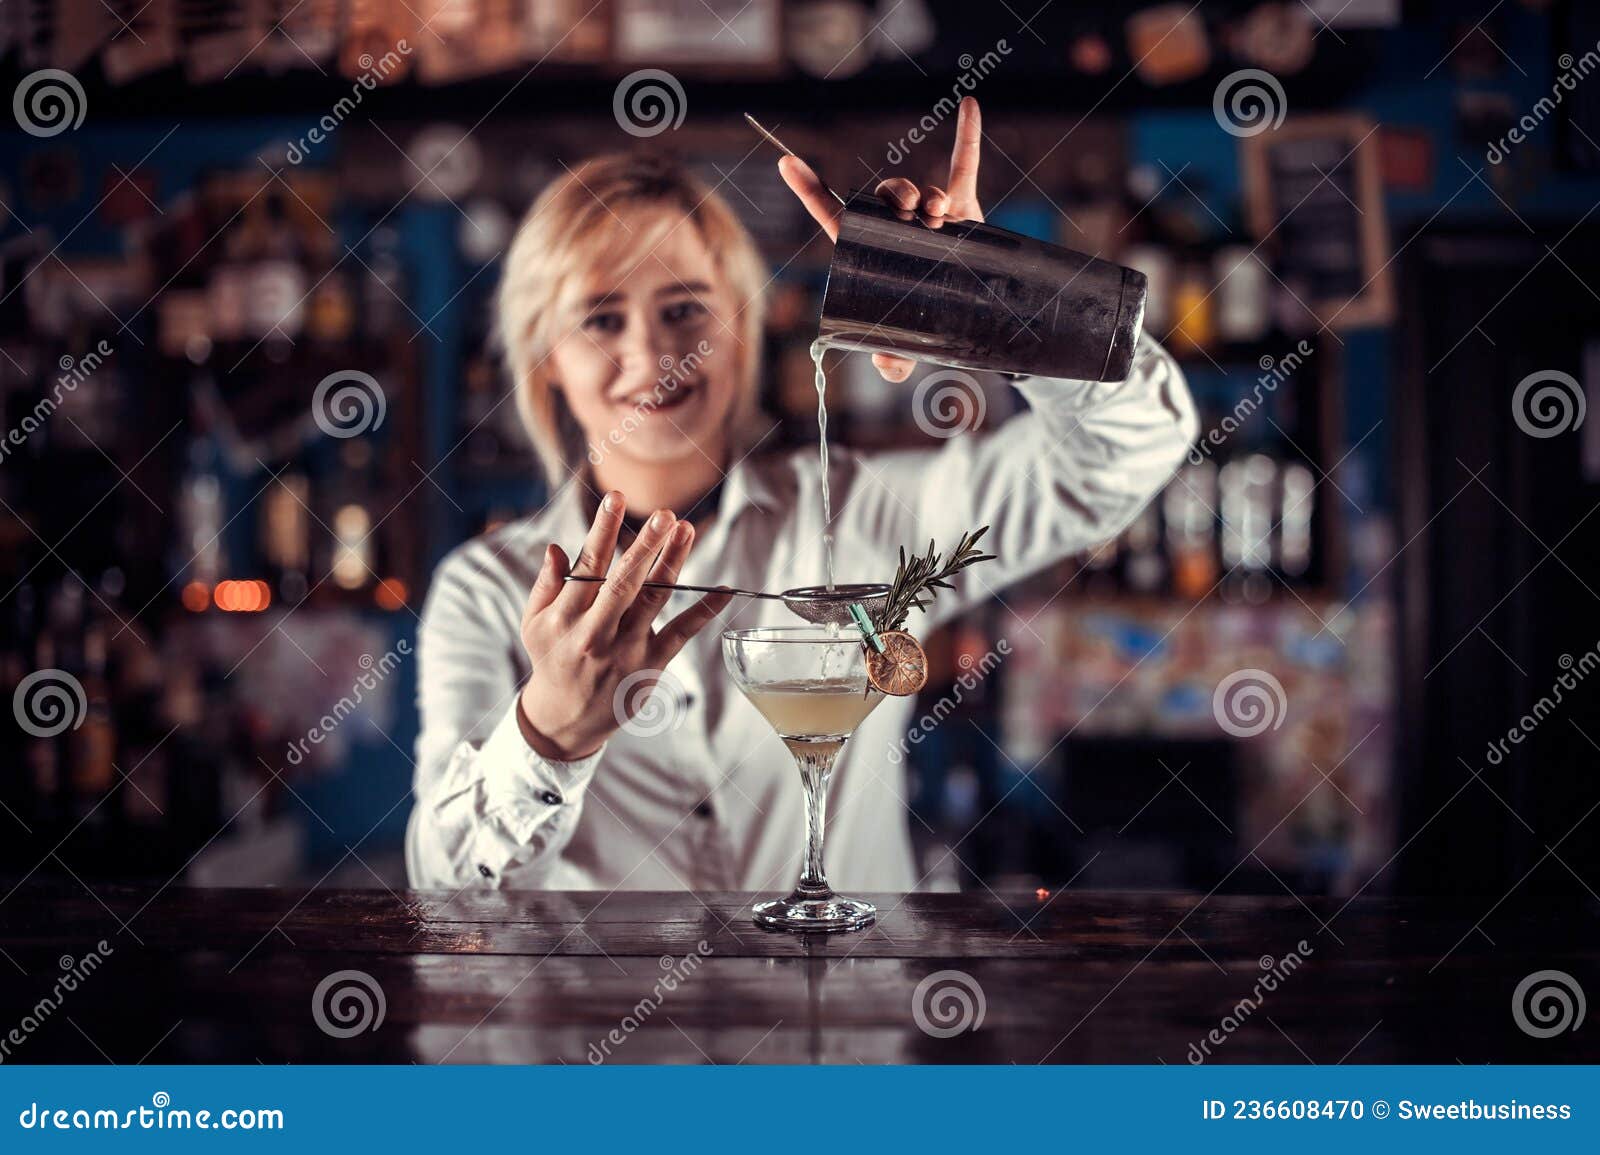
left=405, top=338, right=1196, bottom=893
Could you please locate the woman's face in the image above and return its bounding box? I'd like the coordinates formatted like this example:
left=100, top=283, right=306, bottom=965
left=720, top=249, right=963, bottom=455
left=548, top=214, right=743, bottom=473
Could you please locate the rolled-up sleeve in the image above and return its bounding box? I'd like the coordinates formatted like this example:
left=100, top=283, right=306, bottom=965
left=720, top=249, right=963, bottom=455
left=838, top=336, right=1197, bottom=627
left=404, top=552, right=604, bottom=889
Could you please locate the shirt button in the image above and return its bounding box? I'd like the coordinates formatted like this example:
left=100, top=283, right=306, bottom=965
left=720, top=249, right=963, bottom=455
left=694, top=801, right=714, bottom=820
left=538, top=789, right=563, bottom=806
left=478, top=864, right=493, bottom=878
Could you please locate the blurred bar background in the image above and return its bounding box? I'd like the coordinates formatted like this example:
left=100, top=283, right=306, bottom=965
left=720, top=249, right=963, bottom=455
left=3, top=0, right=1598, bottom=900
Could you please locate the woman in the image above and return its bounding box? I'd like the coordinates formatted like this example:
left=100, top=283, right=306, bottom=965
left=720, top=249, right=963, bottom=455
left=406, top=99, right=1197, bottom=891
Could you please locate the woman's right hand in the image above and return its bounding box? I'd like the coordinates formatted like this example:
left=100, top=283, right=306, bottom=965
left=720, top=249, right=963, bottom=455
left=516, top=490, right=732, bottom=761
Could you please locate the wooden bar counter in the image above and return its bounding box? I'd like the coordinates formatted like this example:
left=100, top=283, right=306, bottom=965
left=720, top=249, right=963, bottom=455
left=1, top=883, right=1595, bottom=1064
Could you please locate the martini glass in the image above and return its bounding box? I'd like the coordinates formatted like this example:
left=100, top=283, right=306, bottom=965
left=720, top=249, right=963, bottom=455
left=723, top=626, right=886, bottom=932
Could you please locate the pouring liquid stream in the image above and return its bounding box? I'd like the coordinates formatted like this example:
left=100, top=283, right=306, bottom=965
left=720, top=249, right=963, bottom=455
left=810, top=339, right=836, bottom=596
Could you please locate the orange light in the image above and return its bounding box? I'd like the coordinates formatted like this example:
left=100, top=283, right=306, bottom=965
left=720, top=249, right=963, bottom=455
left=181, top=581, right=210, bottom=612
left=214, top=579, right=271, bottom=612
left=1035, top=888, right=1050, bottom=901
left=375, top=577, right=407, bottom=611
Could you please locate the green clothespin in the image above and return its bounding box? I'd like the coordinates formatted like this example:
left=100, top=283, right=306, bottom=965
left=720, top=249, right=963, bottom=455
left=848, top=603, right=886, bottom=653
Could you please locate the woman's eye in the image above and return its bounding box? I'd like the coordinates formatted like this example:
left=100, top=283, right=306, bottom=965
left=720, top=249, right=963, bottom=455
left=583, top=312, right=624, bottom=335
left=662, top=299, right=708, bottom=326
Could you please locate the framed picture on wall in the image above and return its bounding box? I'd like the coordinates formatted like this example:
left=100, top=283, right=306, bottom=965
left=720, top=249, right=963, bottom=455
left=1242, top=114, right=1395, bottom=329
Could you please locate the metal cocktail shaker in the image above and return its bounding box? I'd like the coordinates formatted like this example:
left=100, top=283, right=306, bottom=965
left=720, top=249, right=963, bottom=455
left=818, top=191, right=1147, bottom=382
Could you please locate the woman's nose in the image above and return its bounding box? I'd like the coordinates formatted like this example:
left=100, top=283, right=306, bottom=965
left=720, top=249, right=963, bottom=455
left=617, top=318, right=668, bottom=376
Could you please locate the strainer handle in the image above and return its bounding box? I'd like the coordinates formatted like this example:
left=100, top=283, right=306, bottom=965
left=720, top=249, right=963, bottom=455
left=561, top=575, right=780, bottom=601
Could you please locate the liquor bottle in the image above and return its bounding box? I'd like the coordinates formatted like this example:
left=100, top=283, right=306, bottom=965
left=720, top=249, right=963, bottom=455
left=176, top=405, right=227, bottom=590
left=1164, top=460, right=1219, bottom=600
left=1120, top=503, right=1166, bottom=594
left=307, top=268, right=358, bottom=348
left=1170, top=260, right=1215, bottom=354
left=1277, top=462, right=1312, bottom=578
left=249, top=189, right=308, bottom=341
left=261, top=470, right=312, bottom=605
left=323, top=440, right=378, bottom=599
left=361, top=226, right=407, bottom=338
left=70, top=600, right=118, bottom=818
left=1220, top=453, right=1277, bottom=604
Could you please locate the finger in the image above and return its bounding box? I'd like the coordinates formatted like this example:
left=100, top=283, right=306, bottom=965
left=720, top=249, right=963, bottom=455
left=946, top=97, right=983, bottom=220
left=921, top=185, right=950, bottom=217
left=557, top=490, right=626, bottom=611
left=778, top=155, right=841, bottom=242
left=618, top=519, right=695, bottom=637
left=872, top=352, right=916, bottom=383
left=874, top=177, right=922, bottom=212
left=524, top=544, right=570, bottom=619
left=586, top=508, right=678, bottom=638
left=652, top=589, right=736, bottom=664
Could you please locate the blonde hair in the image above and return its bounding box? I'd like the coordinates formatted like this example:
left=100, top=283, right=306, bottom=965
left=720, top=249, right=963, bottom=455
left=494, top=152, right=768, bottom=485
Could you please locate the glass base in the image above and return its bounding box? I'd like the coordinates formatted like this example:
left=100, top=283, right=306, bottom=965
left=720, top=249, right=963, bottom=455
left=752, top=891, right=876, bottom=933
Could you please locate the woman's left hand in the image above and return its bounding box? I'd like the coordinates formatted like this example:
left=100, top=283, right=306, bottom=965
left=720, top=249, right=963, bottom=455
left=778, top=96, right=985, bottom=384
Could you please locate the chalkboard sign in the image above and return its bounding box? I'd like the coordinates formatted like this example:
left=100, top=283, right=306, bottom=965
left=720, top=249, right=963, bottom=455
left=1242, top=114, right=1393, bottom=329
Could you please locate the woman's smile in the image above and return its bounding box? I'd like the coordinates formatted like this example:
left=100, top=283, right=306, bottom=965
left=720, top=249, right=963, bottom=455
left=611, top=375, right=702, bottom=416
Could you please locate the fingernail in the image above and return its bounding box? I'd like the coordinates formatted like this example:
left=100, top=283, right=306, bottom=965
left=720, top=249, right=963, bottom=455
left=648, top=509, right=674, bottom=530
left=673, top=522, right=693, bottom=545
left=603, top=491, right=624, bottom=513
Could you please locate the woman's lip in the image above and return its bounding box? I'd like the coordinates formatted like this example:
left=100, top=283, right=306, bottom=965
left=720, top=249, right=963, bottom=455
left=614, top=382, right=698, bottom=412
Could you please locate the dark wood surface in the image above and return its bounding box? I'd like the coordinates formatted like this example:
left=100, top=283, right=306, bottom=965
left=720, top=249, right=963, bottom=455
left=1, top=882, right=1595, bottom=1064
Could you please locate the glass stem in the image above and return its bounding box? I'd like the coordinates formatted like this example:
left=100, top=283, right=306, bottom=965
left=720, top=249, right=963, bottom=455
left=791, top=743, right=839, bottom=894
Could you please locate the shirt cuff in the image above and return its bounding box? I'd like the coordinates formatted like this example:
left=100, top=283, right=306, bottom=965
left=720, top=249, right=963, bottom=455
left=479, top=701, right=604, bottom=840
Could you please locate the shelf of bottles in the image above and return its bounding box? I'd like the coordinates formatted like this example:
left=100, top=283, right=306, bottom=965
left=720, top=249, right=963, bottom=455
left=0, top=158, right=434, bottom=876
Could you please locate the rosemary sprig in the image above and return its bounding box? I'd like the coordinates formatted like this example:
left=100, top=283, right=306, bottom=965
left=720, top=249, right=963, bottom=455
left=873, top=526, right=997, bottom=633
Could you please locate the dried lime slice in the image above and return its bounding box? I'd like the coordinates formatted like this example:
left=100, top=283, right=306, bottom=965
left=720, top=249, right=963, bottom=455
left=865, top=630, right=928, bottom=696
